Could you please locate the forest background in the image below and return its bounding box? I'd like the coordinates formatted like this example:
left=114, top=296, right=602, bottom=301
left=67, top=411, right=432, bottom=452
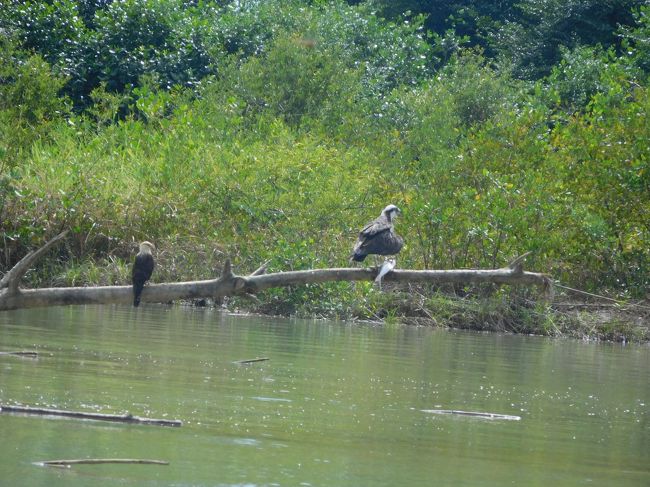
left=1, top=0, right=649, bottom=340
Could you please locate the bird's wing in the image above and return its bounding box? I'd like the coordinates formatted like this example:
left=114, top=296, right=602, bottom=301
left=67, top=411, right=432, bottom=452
left=133, top=253, right=155, bottom=281
left=359, top=216, right=391, bottom=238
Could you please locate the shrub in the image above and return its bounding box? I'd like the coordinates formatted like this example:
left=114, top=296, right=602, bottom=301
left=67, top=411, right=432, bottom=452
left=229, top=33, right=361, bottom=129
left=0, top=38, right=70, bottom=168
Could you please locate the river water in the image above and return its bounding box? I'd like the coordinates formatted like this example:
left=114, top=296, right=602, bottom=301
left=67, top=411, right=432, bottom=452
left=0, top=305, right=648, bottom=486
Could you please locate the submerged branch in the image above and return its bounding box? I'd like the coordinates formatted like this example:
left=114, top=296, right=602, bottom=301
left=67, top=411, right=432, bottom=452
left=0, top=404, right=182, bottom=427
left=38, top=459, right=169, bottom=467
left=234, top=357, right=270, bottom=364
left=421, top=409, right=521, bottom=421
left=0, top=351, right=39, bottom=358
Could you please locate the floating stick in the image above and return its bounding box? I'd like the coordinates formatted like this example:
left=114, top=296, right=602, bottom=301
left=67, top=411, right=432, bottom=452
left=421, top=409, right=521, bottom=421
left=234, top=357, right=270, bottom=364
left=0, top=351, right=39, bottom=358
left=37, top=458, right=169, bottom=467
left=0, top=404, right=182, bottom=427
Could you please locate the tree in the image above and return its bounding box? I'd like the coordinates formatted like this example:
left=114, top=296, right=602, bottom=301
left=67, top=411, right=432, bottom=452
left=494, top=0, right=644, bottom=79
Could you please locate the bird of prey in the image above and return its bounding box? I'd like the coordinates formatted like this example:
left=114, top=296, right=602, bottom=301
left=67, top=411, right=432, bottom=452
left=350, top=204, right=404, bottom=263
left=132, top=241, right=155, bottom=307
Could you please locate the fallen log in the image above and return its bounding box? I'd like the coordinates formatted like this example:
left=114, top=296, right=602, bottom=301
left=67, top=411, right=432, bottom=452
left=0, top=232, right=553, bottom=311
left=0, top=404, right=182, bottom=427
left=421, top=409, right=522, bottom=421
left=37, top=458, right=169, bottom=467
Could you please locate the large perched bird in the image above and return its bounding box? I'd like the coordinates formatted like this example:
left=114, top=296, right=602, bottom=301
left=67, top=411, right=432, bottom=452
left=350, top=204, right=404, bottom=263
left=132, top=241, right=155, bottom=307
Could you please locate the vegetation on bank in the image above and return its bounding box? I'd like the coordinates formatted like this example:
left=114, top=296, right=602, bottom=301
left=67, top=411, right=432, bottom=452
left=1, top=1, right=649, bottom=340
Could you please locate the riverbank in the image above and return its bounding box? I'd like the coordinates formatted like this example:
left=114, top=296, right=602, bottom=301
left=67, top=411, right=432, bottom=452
left=214, top=284, right=650, bottom=343
left=5, top=245, right=648, bottom=343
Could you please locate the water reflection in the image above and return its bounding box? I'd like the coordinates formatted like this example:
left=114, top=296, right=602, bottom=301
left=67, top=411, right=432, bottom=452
left=0, top=305, right=648, bottom=486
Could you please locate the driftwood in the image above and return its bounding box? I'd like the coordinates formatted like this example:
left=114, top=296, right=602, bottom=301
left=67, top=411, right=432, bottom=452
left=37, top=459, right=169, bottom=468
left=0, top=350, right=39, bottom=358
left=0, top=404, right=182, bottom=427
left=234, top=357, right=270, bottom=364
left=0, top=232, right=552, bottom=311
left=421, top=409, right=522, bottom=421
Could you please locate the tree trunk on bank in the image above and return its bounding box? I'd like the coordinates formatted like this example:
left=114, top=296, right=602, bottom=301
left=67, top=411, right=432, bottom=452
left=0, top=232, right=553, bottom=311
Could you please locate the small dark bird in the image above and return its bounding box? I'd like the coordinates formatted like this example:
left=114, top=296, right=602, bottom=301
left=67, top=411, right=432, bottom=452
left=350, top=204, right=404, bottom=263
left=132, top=241, right=155, bottom=307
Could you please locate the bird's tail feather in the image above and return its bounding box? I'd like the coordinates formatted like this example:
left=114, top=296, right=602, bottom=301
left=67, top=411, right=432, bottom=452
left=350, top=252, right=367, bottom=263
left=133, top=282, right=144, bottom=307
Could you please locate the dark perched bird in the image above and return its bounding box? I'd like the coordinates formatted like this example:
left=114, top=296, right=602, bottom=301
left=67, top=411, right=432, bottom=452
left=132, top=241, right=155, bottom=307
left=350, top=204, right=404, bottom=263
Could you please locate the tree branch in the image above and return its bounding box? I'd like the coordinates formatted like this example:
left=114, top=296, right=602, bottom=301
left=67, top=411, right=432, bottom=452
left=0, top=231, right=69, bottom=293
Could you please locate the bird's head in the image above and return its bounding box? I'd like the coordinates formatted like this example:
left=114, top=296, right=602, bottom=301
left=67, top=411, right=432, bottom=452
left=139, top=241, right=156, bottom=254
left=382, top=204, right=401, bottom=221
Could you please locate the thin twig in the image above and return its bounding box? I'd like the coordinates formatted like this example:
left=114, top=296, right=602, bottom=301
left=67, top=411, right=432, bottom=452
left=507, top=251, right=531, bottom=272
left=555, top=283, right=650, bottom=311
left=251, top=260, right=271, bottom=276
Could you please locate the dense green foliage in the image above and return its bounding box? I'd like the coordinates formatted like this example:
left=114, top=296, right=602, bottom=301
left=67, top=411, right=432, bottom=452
left=366, top=0, right=646, bottom=77
left=1, top=1, right=648, bottom=336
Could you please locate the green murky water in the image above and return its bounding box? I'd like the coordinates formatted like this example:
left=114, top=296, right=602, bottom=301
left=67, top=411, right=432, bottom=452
left=0, top=305, right=648, bottom=486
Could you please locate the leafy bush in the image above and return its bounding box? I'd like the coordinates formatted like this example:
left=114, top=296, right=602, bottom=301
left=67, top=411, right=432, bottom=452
left=0, top=38, right=70, bottom=168
left=548, top=80, right=650, bottom=292
left=436, top=49, right=520, bottom=126
left=227, top=33, right=361, bottom=128
left=2, top=0, right=218, bottom=107
left=546, top=45, right=614, bottom=113
left=619, top=5, right=650, bottom=75
left=493, top=0, right=644, bottom=79
left=90, top=0, right=216, bottom=92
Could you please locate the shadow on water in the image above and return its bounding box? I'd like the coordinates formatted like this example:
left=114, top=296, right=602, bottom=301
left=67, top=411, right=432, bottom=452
left=0, top=305, right=648, bottom=486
